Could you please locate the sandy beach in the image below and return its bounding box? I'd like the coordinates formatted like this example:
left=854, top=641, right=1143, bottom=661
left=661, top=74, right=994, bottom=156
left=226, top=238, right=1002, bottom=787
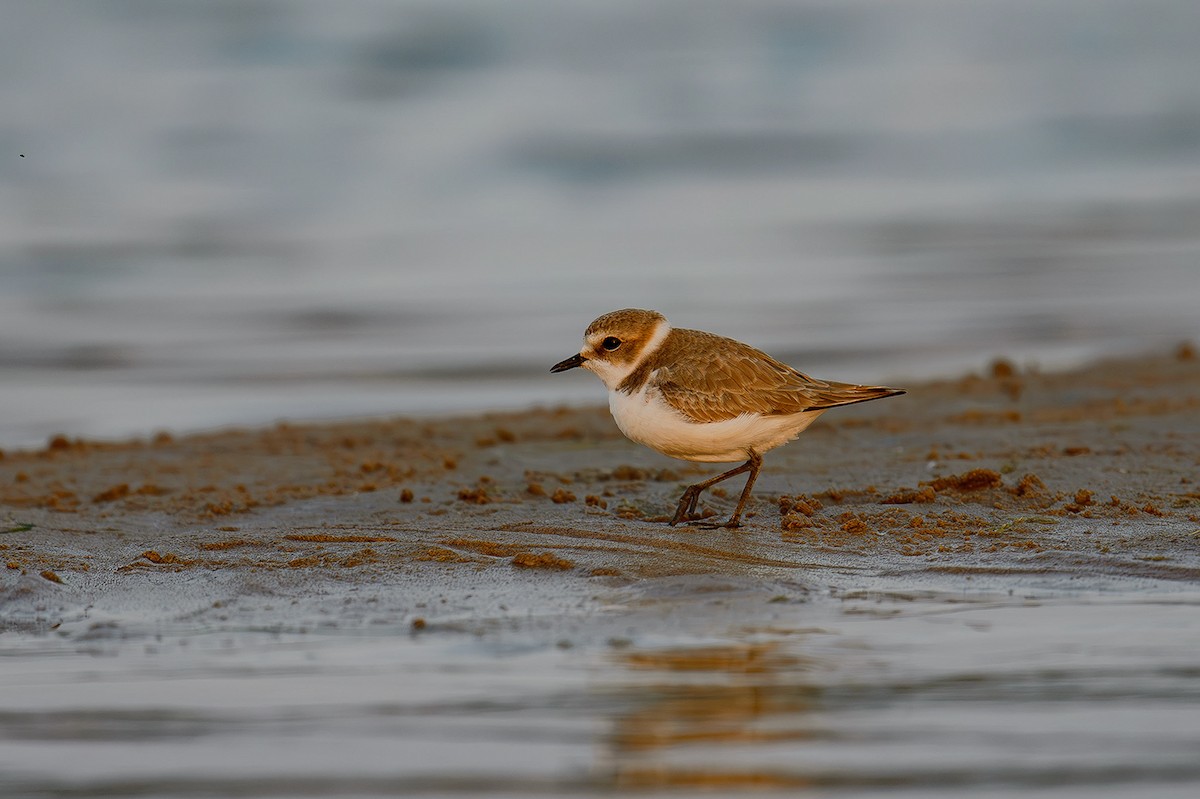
left=2, top=347, right=1198, bottom=796
left=4, top=346, right=1198, bottom=593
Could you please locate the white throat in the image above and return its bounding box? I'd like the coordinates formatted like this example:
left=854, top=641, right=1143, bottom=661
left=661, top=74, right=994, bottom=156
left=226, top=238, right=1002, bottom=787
left=585, top=318, right=671, bottom=391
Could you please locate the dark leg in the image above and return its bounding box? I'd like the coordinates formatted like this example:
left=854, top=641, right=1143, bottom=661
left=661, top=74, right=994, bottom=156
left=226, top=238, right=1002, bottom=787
left=669, top=451, right=763, bottom=529
left=715, top=449, right=763, bottom=528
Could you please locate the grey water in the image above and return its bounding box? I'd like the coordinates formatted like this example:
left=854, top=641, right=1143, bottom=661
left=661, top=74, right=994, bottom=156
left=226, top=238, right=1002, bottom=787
left=3, top=579, right=1200, bottom=798
left=3, top=5, right=1200, bottom=794
left=1, top=0, right=1198, bottom=448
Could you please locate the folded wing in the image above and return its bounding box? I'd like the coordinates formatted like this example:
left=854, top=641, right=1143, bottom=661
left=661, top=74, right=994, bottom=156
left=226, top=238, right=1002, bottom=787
left=652, top=330, right=904, bottom=424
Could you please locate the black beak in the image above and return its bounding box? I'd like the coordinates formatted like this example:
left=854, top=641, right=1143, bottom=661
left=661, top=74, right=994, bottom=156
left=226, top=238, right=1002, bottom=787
left=550, top=353, right=587, bottom=373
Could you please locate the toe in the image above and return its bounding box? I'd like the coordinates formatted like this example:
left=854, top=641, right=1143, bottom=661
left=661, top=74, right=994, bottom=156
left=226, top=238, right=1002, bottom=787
left=690, top=518, right=741, bottom=530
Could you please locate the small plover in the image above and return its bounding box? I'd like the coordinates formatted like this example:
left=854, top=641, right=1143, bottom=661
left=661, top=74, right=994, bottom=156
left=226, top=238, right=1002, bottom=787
left=551, top=308, right=904, bottom=528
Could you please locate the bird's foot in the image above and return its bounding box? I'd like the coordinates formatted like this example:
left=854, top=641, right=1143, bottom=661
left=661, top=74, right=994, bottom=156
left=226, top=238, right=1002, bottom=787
left=670, top=509, right=712, bottom=526
left=669, top=487, right=704, bottom=526
left=689, top=517, right=742, bottom=530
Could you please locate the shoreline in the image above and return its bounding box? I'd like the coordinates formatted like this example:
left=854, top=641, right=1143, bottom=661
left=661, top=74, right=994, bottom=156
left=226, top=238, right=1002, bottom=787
left=3, top=346, right=1200, bottom=796
left=2, top=345, right=1197, bottom=629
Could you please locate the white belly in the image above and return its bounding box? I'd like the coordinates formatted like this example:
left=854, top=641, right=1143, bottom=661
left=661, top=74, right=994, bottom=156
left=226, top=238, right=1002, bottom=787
left=608, top=386, right=823, bottom=463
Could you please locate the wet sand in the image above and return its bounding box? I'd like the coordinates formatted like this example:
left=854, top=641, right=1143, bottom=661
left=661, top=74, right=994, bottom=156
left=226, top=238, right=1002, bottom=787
left=2, top=347, right=1199, bottom=797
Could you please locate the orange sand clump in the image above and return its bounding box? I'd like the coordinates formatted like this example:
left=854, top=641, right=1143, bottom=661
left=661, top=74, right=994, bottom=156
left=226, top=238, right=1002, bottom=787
left=285, top=547, right=381, bottom=569
left=442, top=537, right=522, bottom=557
left=927, top=469, right=1003, bottom=492
left=92, top=483, right=131, bottom=503
left=777, top=481, right=1064, bottom=556
left=457, top=486, right=494, bottom=504
left=1013, top=473, right=1048, bottom=496
left=611, top=465, right=649, bottom=480
left=881, top=486, right=937, bottom=505
left=40, top=569, right=62, bottom=583
left=1, top=489, right=81, bottom=512
left=551, top=488, right=577, bottom=504
left=511, top=552, right=574, bottom=570
left=778, top=495, right=823, bottom=516
left=138, top=550, right=199, bottom=567
left=839, top=513, right=872, bottom=535
left=780, top=514, right=814, bottom=532
left=417, top=547, right=479, bottom=563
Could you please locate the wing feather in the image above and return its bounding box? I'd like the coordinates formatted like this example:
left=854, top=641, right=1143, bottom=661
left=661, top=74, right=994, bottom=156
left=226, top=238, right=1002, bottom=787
left=649, top=329, right=903, bottom=423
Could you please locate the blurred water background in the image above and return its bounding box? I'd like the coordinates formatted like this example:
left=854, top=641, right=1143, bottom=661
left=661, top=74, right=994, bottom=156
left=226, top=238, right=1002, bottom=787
left=4, top=5, right=1200, bottom=797
left=2, top=0, right=1199, bottom=447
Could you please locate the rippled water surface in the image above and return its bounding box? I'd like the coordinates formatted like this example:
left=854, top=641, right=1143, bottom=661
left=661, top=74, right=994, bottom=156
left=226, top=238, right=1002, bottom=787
left=2, top=0, right=1200, bottom=446
left=4, top=586, right=1200, bottom=798
left=3, top=3, right=1200, bottom=796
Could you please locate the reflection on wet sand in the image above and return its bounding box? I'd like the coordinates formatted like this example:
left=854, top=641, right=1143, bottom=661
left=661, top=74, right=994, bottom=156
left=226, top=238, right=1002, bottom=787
left=608, top=641, right=822, bottom=790
left=598, top=595, right=1200, bottom=795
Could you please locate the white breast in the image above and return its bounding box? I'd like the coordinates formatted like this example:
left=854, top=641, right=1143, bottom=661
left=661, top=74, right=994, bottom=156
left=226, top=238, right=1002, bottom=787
left=608, top=383, right=824, bottom=463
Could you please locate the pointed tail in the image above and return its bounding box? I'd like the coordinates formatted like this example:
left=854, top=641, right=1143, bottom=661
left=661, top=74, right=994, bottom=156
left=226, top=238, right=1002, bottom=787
left=804, top=383, right=906, bottom=411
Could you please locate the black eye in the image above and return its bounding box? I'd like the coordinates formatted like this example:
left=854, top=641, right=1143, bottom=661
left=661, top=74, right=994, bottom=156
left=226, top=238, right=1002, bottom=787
left=601, top=336, right=622, bottom=351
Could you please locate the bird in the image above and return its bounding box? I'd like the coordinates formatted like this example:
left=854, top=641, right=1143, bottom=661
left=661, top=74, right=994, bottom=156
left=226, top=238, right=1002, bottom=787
left=551, top=308, right=904, bottom=528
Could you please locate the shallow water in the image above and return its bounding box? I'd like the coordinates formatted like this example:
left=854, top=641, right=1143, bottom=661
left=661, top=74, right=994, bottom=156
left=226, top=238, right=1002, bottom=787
left=3, top=3, right=1200, bottom=795
left=2, top=0, right=1200, bottom=447
left=4, top=584, right=1199, bottom=798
